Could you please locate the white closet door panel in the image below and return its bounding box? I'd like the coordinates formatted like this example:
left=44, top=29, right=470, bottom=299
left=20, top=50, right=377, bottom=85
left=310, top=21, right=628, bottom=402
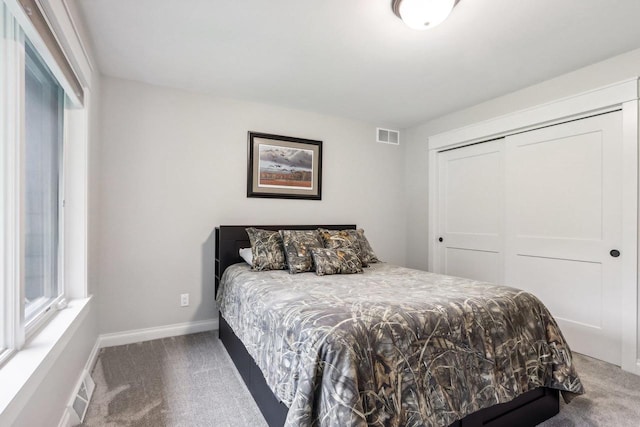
left=505, top=112, right=622, bottom=365
left=445, top=248, right=501, bottom=283
left=512, top=130, right=603, bottom=240
left=437, top=140, right=504, bottom=283
left=515, top=256, right=603, bottom=328
left=444, top=149, right=502, bottom=235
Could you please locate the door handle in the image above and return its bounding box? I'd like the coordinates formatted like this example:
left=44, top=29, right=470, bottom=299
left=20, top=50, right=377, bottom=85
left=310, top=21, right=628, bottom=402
left=438, top=237, right=444, bottom=242
left=610, top=249, right=620, bottom=258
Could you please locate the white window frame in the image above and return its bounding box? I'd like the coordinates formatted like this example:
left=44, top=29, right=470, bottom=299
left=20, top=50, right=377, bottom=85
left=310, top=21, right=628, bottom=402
left=1, top=2, right=26, bottom=364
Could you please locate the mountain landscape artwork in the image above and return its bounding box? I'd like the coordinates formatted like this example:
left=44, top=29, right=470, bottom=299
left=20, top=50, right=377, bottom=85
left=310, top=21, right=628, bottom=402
left=258, top=144, right=314, bottom=189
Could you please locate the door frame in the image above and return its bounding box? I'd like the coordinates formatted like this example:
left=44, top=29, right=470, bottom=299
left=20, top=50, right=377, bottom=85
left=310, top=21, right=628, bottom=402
left=427, top=78, right=639, bottom=374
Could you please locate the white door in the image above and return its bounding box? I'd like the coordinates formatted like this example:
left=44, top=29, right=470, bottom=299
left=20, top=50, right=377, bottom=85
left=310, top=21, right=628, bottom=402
left=505, top=112, right=623, bottom=365
left=436, top=139, right=505, bottom=284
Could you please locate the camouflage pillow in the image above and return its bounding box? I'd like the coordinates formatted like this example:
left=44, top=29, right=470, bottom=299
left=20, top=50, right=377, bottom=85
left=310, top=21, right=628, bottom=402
left=317, top=228, right=368, bottom=267
left=311, top=248, right=363, bottom=276
left=353, top=229, right=379, bottom=264
left=246, top=228, right=287, bottom=271
left=279, top=230, right=324, bottom=274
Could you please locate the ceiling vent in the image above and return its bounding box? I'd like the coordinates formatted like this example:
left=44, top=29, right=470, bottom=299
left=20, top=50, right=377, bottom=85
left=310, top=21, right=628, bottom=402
left=377, top=128, right=400, bottom=145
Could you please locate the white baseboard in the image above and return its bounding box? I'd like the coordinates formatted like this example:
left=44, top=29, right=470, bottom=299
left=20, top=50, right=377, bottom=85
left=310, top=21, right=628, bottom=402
left=98, top=318, right=219, bottom=348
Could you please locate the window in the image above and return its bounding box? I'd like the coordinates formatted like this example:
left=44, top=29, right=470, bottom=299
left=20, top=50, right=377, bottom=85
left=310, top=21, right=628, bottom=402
left=1, top=0, right=83, bottom=365
left=23, top=42, right=64, bottom=324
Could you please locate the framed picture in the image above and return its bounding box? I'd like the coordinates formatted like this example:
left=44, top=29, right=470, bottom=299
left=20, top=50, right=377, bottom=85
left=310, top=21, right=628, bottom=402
left=247, top=131, right=322, bottom=200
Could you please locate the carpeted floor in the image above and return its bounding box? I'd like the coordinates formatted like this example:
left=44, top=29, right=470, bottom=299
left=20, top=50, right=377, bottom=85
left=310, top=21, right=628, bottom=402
left=82, top=331, right=640, bottom=427
left=538, top=351, right=640, bottom=427
left=82, top=332, right=266, bottom=427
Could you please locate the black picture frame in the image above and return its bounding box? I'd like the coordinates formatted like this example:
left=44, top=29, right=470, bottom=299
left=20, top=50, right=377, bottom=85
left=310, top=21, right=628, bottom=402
left=247, top=131, right=322, bottom=200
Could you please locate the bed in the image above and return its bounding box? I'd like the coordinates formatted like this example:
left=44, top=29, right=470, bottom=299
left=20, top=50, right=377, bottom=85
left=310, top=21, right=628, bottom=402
left=214, top=225, right=583, bottom=427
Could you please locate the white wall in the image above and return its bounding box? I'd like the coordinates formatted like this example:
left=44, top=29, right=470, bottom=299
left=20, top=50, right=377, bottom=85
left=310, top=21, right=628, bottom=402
left=403, top=47, right=640, bottom=270
left=97, top=76, right=407, bottom=335
left=87, top=73, right=101, bottom=299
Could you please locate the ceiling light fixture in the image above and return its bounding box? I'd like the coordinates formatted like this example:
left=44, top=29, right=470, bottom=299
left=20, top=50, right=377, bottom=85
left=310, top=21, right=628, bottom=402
left=392, top=0, right=459, bottom=30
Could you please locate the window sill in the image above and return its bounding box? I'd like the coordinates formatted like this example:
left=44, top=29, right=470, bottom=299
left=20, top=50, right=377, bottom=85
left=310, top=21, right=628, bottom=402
left=0, top=296, right=92, bottom=422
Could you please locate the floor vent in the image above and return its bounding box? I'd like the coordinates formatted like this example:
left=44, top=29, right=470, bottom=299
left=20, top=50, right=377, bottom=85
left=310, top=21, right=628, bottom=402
left=377, top=127, right=400, bottom=145
left=68, top=370, right=95, bottom=425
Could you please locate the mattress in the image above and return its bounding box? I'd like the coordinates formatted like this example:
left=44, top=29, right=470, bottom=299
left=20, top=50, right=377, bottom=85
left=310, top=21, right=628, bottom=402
left=216, top=262, right=584, bottom=427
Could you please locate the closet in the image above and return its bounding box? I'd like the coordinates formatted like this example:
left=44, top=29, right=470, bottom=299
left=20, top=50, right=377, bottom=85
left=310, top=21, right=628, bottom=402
left=434, top=111, right=623, bottom=365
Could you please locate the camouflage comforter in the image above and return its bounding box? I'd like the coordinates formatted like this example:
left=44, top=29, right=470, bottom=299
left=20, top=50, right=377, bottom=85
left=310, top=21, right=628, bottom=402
left=216, top=263, right=583, bottom=427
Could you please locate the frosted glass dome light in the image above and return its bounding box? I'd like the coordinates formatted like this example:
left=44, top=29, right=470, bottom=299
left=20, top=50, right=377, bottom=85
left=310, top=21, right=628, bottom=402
left=392, top=0, right=456, bottom=30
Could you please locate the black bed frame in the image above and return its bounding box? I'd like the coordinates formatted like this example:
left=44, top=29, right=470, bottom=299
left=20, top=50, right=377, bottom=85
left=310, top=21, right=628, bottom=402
left=214, top=225, right=560, bottom=427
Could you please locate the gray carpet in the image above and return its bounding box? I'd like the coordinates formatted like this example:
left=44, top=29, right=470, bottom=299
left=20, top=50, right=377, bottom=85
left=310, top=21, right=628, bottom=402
left=538, top=352, right=640, bottom=427
left=82, top=332, right=640, bottom=427
left=82, top=332, right=267, bottom=427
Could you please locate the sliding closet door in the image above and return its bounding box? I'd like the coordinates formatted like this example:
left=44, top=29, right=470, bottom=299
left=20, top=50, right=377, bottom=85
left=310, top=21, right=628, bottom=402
left=505, top=112, right=623, bottom=365
left=436, top=140, right=504, bottom=283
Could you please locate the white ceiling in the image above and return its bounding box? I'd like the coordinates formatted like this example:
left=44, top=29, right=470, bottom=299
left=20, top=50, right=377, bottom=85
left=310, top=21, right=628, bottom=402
left=75, top=0, right=640, bottom=128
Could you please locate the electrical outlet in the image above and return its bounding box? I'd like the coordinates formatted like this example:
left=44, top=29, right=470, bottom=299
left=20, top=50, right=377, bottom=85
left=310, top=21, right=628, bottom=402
left=180, top=293, right=189, bottom=307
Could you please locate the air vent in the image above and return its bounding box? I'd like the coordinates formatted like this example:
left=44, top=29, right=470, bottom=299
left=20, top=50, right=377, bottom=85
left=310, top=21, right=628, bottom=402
left=376, top=128, right=400, bottom=145
left=68, top=370, right=95, bottom=425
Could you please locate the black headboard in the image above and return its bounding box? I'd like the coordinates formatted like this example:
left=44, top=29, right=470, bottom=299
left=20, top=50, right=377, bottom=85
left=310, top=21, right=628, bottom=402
left=214, top=224, right=356, bottom=296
